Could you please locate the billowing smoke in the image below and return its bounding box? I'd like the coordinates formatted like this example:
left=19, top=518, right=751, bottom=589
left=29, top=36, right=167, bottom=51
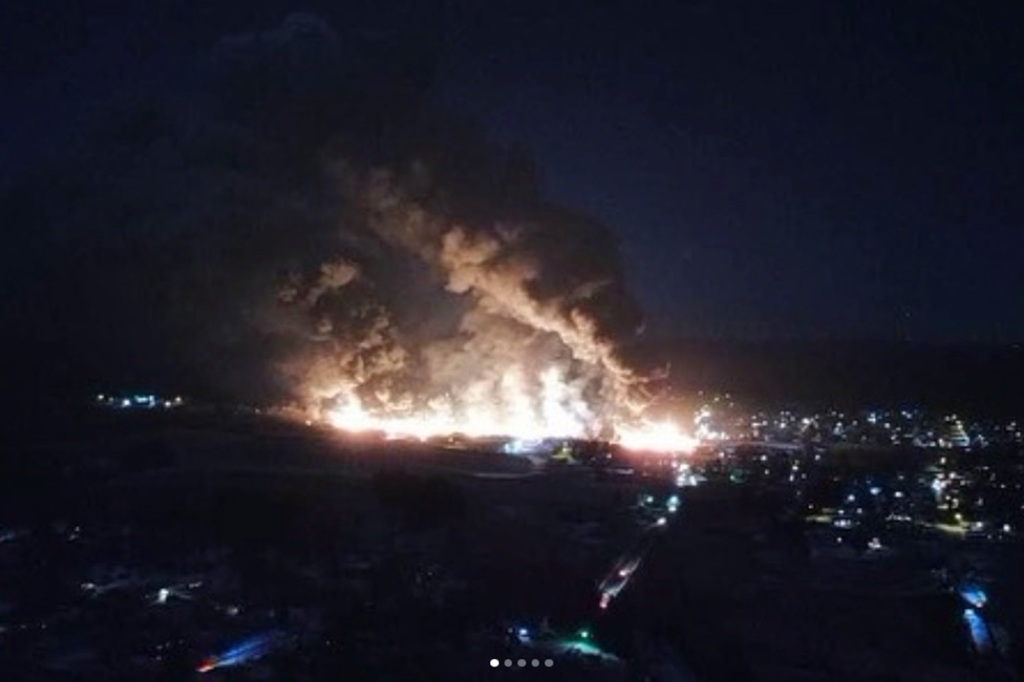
left=277, top=148, right=649, bottom=433
left=2, top=14, right=655, bottom=435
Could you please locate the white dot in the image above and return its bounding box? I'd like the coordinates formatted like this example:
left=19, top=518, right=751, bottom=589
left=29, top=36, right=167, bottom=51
left=489, top=659, right=499, bottom=668
left=517, top=659, right=526, bottom=667
left=531, top=659, right=539, bottom=667
left=544, top=659, right=554, bottom=667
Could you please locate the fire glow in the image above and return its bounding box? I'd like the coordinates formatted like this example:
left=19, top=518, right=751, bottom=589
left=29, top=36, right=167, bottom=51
left=251, top=34, right=699, bottom=457
left=616, top=420, right=699, bottom=453
left=317, top=365, right=697, bottom=454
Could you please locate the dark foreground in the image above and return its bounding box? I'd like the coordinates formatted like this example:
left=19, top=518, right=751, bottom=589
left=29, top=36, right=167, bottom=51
left=0, top=409, right=1020, bottom=681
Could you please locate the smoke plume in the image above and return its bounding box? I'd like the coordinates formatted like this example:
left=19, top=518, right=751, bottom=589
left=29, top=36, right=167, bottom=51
left=2, top=14, right=652, bottom=433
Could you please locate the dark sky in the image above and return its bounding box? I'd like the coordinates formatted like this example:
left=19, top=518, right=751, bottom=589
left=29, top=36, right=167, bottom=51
left=3, top=0, right=1022, bottom=342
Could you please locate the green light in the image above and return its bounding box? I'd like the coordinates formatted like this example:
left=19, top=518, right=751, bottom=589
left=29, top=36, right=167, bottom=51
left=578, top=628, right=590, bottom=639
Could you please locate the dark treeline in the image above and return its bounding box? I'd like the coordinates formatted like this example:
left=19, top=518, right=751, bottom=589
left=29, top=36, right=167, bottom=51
left=632, top=338, right=1024, bottom=416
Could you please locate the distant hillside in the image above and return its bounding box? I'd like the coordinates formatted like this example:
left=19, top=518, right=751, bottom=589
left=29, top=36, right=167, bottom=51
left=629, top=339, right=1024, bottom=416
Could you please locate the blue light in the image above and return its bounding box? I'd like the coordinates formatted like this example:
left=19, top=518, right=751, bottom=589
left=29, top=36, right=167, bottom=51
left=199, top=630, right=284, bottom=672
left=959, top=585, right=987, bottom=609
left=962, top=608, right=991, bottom=652
left=501, top=439, right=547, bottom=455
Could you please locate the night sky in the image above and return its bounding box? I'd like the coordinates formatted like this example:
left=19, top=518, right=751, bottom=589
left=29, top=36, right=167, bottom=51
left=2, top=0, right=1022, bottom=344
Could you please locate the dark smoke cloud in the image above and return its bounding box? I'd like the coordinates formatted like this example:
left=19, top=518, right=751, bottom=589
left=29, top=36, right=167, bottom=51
left=1, top=14, right=650, bottom=426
